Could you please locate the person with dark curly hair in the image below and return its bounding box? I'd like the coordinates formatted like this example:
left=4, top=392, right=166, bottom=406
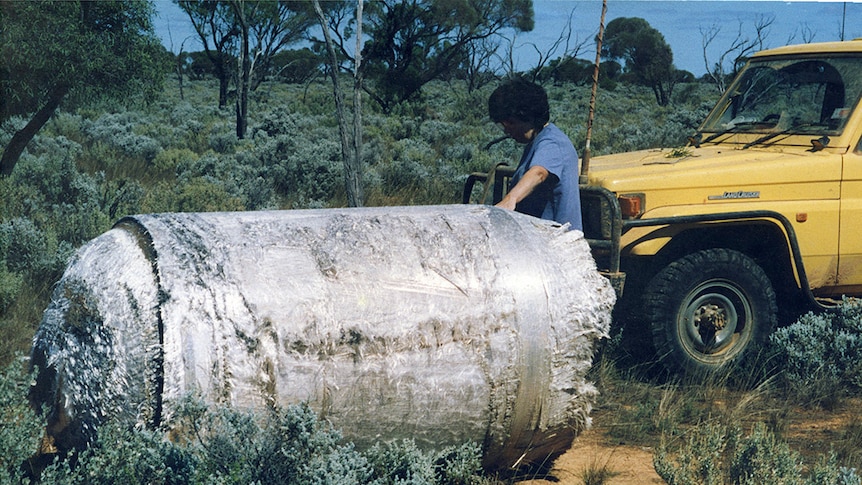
left=488, top=78, right=582, bottom=231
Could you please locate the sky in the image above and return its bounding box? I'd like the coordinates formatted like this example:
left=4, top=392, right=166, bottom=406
left=153, top=0, right=862, bottom=77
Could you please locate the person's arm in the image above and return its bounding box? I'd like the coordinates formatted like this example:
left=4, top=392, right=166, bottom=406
left=495, top=165, right=550, bottom=211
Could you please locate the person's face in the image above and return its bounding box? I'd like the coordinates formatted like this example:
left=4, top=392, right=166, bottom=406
left=498, top=119, right=536, bottom=144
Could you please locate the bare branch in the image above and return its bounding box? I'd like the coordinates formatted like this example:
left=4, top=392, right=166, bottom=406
left=521, top=8, right=590, bottom=82
left=700, top=15, right=773, bottom=94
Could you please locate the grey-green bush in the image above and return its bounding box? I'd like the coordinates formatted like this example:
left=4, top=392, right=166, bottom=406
left=769, top=299, right=862, bottom=406
left=82, top=112, right=163, bottom=163
left=17, top=389, right=491, bottom=484
left=0, top=359, right=43, bottom=485
left=654, top=421, right=861, bottom=485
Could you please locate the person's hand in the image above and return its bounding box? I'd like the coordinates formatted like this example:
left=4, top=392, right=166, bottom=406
left=494, top=165, right=549, bottom=212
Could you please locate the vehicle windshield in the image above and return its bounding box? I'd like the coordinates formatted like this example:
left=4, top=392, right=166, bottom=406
left=701, top=56, right=862, bottom=137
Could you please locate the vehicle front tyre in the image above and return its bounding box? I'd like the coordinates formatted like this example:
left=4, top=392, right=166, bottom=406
left=644, top=248, right=777, bottom=374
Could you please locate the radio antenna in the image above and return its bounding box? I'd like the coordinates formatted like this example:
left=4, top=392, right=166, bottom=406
left=579, top=0, right=607, bottom=184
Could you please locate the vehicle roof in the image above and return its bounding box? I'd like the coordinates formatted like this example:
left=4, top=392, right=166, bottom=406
left=753, top=39, right=862, bottom=58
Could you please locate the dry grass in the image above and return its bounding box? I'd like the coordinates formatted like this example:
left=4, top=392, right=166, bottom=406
left=575, top=449, right=622, bottom=485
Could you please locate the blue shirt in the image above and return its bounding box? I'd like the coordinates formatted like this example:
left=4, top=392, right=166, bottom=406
left=509, top=123, right=582, bottom=231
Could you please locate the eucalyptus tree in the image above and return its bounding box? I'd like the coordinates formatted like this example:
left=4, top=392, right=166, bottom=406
left=230, top=0, right=316, bottom=138
left=176, top=0, right=238, bottom=108
left=317, top=0, right=534, bottom=113
left=602, top=17, right=677, bottom=106
left=177, top=0, right=315, bottom=138
left=0, top=0, right=167, bottom=176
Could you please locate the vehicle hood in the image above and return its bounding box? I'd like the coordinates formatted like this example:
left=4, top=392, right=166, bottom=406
left=585, top=145, right=842, bottom=194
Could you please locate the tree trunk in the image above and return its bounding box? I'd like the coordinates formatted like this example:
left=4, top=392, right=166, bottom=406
left=217, top=69, right=230, bottom=109
left=175, top=46, right=186, bottom=101
left=0, top=83, right=69, bottom=176
left=313, top=0, right=363, bottom=207
left=234, top=2, right=250, bottom=139
left=349, top=1, right=365, bottom=206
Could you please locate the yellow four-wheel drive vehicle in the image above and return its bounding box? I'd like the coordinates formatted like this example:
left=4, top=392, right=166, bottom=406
left=465, top=40, right=862, bottom=374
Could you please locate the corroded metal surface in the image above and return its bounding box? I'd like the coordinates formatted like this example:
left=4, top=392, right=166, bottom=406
left=30, top=205, right=615, bottom=470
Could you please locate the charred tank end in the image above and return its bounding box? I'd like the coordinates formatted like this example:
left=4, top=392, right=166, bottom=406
left=29, top=221, right=165, bottom=453
left=30, top=205, right=615, bottom=471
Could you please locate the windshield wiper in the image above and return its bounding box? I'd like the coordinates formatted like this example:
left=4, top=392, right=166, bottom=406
left=690, top=121, right=761, bottom=148
left=742, top=129, right=792, bottom=149
left=742, top=123, right=824, bottom=149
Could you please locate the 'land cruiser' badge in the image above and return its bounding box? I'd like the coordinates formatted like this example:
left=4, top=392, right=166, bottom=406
left=708, top=191, right=760, bottom=200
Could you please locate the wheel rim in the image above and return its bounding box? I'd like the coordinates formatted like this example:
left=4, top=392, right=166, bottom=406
left=676, top=278, right=753, bottom=362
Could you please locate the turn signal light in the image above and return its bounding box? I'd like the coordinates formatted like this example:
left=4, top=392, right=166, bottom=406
left=618, top=194, right=645, bottom=218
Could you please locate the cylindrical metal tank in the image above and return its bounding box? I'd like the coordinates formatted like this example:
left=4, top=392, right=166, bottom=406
left=30, top=204, right=614, bottom=470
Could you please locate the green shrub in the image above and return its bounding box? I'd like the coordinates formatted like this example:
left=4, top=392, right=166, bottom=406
left=166, top=397, right=364, bottom=484
left=159, top=176, right=247, bottom=213
left=7, top=143, right=116, bottom=244
left=20, top=392, right=491, bottom=484
left=0, top=217, right=72, bottom=286
left=382, top=139, right=434, bottom=191
left=655, top=420, right=862, bottom=485
left=259, top=134, right=343, bottom=207
left=365, top=438, right=484, bottom=485
left=419, top=120, right=462, bottom=150
left=44, top=112, right=85, bottom=142
left=655, top=422, right=796, bottom=485
left=11, top=137, right=84, bottom=207
left=0, top=358, right=43, bottom=485
left=0, top=265, right=22, bottom=313
left=769, top=299, right=862, bottom=406
left=153, top=148, right=199, bottom=175
left=806, top=452, right=862, bottom=485
left=729, top=422, right=802, bottom=484
left=81, top=112, right=163, bottom=163
left=654, top=421, right=736, bottom=485
left=39, top=423, right=195, bottom=485
left=208, top=127, right=237, bottom=154
left=0, top=218, right=46, bottom=275
left=42, top=395, right=485, bottom=485
left=255, top=106, right=326, bottom=137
